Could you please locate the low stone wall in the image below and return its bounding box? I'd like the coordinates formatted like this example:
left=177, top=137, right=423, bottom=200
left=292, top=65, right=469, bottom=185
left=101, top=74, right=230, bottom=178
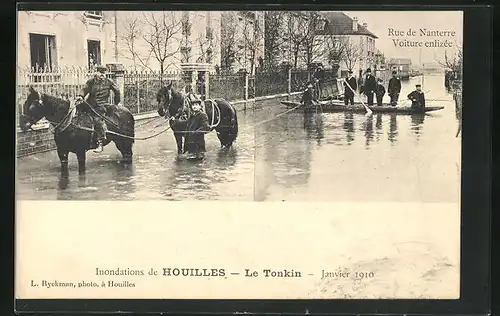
left=16, top=92, right=303, bottom=158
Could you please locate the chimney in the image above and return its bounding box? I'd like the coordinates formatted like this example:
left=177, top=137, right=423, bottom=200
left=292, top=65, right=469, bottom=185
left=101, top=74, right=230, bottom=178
left=353, top=17, right=358, bottom=32
left=363, top=22, right=367, bottom=28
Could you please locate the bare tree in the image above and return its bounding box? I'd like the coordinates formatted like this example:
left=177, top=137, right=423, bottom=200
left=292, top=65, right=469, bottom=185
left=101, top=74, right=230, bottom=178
left=300, top=11, right=325, bottom=67
left=240, top=12, right=265, bottom=75
left=193, top=24, right=219, bottom=64
left=435, top=43, right=463, bottom=77
left=339, top=37, right=362, bottom=72
left=284, top=12, right=313, bottom=69
left=263, top=11, right=287, bottom=71
left=220, top=13, right=241, bottom=74
left=141, top=11, right=183, bottom=78
left=322, top=35, right=347, bottom=69
left=120, top=15, right=154, bottom=71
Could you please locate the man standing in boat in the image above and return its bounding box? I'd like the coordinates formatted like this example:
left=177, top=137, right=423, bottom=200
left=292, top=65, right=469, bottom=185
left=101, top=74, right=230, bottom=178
left=313, top=65, right=325, bottom=99
left=388, top=70, right=402, bottom=106
left=375, top=78, right=386, bottom=106
left=343, top=71, right=357, bottom=106
left=407, top=84, right=426, bottom=111
left=363, top=68, right=377, bottom=106
left=300, top=82, right=319, bottom=109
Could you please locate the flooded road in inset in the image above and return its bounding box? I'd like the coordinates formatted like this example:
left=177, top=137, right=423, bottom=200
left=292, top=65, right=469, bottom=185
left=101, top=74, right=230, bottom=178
left=17, top=74, right=461, bottom=202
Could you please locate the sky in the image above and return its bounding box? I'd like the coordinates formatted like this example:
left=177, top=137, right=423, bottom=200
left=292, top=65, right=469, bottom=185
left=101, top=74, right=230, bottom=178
left=340, top=11, right=463, bottom=66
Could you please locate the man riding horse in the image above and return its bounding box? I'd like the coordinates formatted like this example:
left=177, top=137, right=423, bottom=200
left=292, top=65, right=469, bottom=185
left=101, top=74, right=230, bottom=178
left=76, top=64, right=121, bottom=153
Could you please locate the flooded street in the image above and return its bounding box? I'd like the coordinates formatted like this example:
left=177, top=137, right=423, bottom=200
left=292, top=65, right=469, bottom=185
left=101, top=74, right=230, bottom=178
left=17, top=74, right=461, bottom=202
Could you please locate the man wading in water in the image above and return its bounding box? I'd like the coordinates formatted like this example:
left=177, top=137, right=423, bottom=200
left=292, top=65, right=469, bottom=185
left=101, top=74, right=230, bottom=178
left=174, top=94, right=211, bottom=160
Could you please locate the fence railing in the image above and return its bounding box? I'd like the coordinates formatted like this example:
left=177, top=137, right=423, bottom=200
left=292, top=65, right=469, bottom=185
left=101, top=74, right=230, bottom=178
left=16, top=67, right=341, bottom=127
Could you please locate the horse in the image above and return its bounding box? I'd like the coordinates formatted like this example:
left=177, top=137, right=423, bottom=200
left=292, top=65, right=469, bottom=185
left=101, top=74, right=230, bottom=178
left=19, top=87, right=135, bottom=177
left=156, top=82, right=238, bottom=154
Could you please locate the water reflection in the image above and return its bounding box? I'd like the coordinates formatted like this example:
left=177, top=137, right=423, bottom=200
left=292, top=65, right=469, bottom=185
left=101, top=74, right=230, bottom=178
left=160, top=158, right=211, bottom=200
left=303, top=111, right=324, bottom=145
left=410, top=114, right=426, bottom=141
left=388, top=114, right=398, bottom=143
left=343, top=112, right=355, bottom=145
left=255, top=111, right=313, bottom=200
left=361, top=114, right=374, bottom=149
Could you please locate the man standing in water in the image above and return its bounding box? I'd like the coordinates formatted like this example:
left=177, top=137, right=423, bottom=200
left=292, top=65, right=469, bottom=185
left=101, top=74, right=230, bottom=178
left=175, top=94, right=211, bottom=160
left=388, top=70, right=402, bottom=106
left=407, top=84, right=426, bottom=111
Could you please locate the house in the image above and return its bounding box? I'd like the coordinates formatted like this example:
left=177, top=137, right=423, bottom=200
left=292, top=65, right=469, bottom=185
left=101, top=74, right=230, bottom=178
left=17, top=10, right=117, bottom=73
left=220, top=11, right=264, bottom=74
left=17, top=10, right=223, bottom=76
left=388, top=58, right=412, bottom=79
left=314, top=12, right=378, bottom=77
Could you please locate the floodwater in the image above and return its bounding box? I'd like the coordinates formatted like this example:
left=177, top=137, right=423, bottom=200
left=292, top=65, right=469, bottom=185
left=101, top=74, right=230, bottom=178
left=16, top=74, right=461, bottom=202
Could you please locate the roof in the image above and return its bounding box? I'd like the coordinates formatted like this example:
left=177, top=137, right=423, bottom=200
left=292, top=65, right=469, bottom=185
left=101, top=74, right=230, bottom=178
left=316, top=12, right=378, bottom=39
left=388, top=58, right=412, bottom=65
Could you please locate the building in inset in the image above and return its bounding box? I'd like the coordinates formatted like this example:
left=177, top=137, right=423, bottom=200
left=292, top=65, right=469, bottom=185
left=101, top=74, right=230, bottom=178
left=17, top=10, right=118, bottom=72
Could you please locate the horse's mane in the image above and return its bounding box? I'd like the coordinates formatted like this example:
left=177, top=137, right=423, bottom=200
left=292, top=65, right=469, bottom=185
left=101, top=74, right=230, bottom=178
left=42, top=93, right=71, bottom=107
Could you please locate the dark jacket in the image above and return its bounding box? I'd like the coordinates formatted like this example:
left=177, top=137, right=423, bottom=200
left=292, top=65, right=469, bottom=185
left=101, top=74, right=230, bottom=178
left=344, top=77, right=357, bottom=96
left=313, top=69, right=325, bottom=82
left=407, top=90, right=425, bottom=109
left=300, top=89, right=317, bottom=106
left=376, top=83, right=386, bottom=97
left=363, top=74, right=377, bottom=94
left=388, top=77, right=401, bottom=94
left=79, top=76, right=121, bottom=111
left=181, top=110, right=211, bottom=154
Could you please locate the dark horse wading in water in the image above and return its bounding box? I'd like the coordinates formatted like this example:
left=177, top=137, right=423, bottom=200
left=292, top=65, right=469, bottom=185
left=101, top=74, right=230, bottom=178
left=156, top=82, right=238, bottom=154
left=19, top=87, right=135, bottom=177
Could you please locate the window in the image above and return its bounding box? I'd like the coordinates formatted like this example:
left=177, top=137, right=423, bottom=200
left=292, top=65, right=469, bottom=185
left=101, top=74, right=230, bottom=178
left=29, top=33, right=57, bottom=71
left=87, top=40, right=101, bottom=69
left=85, top=11, right=103, bottom=19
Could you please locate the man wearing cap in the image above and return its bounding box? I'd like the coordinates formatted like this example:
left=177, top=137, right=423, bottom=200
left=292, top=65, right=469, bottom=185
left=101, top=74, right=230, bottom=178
left=375, top=78, right=386, bottom=107
left=388, top=70, right=402, bottom=106
left=407, top=84, right=426, bottom=111
left=363, top=68, right=377, bottom=106
left=174, top=94, right=211, bottom=159
left=343, top=71, right=357, bottom=106
left=300, top=82, right=318, bottom=109
left=76, top=65, right=121, bottom=153
left=312, top=65, right=325, bottom=99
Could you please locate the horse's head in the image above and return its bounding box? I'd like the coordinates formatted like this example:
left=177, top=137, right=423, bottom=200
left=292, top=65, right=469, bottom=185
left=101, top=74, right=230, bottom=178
left=156, top=82, right=173, bottom=117
left=157, top=82, right=189, bottom=118
left=20, top=87, right=47, bottom=132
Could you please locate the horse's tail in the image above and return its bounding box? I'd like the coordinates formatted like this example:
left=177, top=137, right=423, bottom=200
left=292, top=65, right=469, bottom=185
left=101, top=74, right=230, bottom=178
left=230, top=105, right=238, bottom=140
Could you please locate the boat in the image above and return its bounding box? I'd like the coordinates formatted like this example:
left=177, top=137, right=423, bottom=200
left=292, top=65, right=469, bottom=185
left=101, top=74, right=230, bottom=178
left=280, top=100, right=444, bottom=114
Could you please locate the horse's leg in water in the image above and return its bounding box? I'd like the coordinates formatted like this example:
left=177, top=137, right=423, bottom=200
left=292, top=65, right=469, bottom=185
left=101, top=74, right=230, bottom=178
left=114, top=139, right=134, bottom=163
left=76, top=150, right=86, bottom=175
left=57, top=147, right=69, bottom=177
left=174, top=132, right=183, bottom=154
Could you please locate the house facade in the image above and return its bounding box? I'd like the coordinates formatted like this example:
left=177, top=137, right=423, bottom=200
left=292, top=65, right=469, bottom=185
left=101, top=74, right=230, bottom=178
left=17, top=10, right=118, bottom=73
left=314, top=12, right=378, bottom=77
left=17, top=10, right=224, bottom=75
